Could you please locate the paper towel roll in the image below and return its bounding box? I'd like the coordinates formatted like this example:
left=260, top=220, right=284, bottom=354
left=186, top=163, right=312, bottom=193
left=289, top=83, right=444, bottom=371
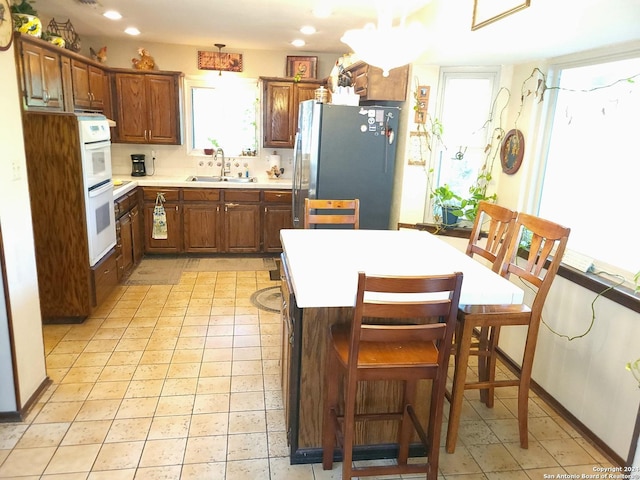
left=269, top=154, right=281, bottom=169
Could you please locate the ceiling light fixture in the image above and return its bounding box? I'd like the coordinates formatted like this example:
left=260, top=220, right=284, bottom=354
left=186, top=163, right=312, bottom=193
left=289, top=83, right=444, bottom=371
left=124, top=27, right=140, bottom=36
left=103, top=10, right=122, bottom=20
left=214, top=43, right=225, bottom=76
left=341, top=3, right=427, bottom=77
left=300, top=25, right=316, bottom=35
left=291, top=39, right=305, bottom=47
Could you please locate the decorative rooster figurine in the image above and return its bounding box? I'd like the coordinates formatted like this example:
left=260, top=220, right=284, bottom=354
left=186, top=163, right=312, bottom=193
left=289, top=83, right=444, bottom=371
left=132, top=48, right=156, bottom=70
left=90, top=46, right=107, bottom=63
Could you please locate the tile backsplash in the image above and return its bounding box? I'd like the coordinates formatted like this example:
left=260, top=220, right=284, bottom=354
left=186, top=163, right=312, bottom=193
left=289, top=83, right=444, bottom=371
left=111, top=144, right=293, bottom=181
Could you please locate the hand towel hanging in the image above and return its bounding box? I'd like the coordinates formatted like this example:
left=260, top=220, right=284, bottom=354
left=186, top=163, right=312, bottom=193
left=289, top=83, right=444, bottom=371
left=152, top=192, right=168, bottom=239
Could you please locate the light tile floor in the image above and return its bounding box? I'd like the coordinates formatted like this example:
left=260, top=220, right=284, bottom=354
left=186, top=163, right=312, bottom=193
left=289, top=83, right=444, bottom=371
left=0, top=267, right=617, bottom=479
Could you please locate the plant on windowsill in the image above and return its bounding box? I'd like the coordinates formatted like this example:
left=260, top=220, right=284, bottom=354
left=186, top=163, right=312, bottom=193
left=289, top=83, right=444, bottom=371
left=430, top=184, right=463, bottom=230
left=204, top=137, right=219, bottom=156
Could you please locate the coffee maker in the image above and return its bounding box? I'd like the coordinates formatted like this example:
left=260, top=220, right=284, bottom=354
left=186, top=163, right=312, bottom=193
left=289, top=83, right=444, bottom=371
left=131, top=154, right=146, bottom=176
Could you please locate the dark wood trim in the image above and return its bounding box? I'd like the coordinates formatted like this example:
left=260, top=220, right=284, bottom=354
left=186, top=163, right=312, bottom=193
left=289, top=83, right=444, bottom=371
left=398, top=222, right=477, bottom=239
left=0, top=377, right=51, bottom=423
left=291, top=443, right=428, bottom=465
left=497, top=348, right=629, bottom=467
left=557, top=264, right=640, bottom=314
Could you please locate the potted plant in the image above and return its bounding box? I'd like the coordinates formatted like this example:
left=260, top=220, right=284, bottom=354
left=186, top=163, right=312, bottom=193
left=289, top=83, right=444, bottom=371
left=11, top=0, right=42, bottom=38
left=204, top=137, right=219, bottom=156
left=430, top=184, right=463, bottom=229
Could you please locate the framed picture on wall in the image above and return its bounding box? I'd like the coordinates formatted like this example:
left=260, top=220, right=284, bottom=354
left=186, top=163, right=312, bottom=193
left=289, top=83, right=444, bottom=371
left=472, top=0, right=530, bottom=30
left=286, top=56, right=317, bottom=79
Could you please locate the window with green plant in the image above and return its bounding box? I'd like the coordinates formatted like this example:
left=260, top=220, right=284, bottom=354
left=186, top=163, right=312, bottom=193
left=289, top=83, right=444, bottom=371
left=427, top=68, right=500, bottom=224
left=187, top=78, right=258, bottom=157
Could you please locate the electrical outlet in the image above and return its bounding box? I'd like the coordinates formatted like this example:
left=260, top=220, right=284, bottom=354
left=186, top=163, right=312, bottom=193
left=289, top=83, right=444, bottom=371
left=11, top=159, right=21, bottom=181
left=561, top=249, right=594, bottom=273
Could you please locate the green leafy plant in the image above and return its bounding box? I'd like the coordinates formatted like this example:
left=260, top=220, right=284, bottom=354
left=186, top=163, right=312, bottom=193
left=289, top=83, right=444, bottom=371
left=207, top=137, right=220, bottom=149
left=634, top=270, right=640, bottom=293
left=430, top=184, right=463, bottom=229
left=10, top=0, right=37, bottom=15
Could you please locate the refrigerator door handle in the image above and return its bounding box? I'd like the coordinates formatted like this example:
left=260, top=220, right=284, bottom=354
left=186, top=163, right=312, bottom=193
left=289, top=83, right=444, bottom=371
left=292, top=131, right=301, bottom=226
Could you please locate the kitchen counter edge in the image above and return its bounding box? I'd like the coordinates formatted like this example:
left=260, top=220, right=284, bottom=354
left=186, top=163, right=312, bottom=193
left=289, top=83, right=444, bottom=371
left=113, top=176, right=292, bottom=198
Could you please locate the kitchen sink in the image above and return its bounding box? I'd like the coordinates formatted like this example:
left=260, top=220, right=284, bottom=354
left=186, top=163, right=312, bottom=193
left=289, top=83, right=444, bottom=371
left=186, top=176, right=256, bottom=183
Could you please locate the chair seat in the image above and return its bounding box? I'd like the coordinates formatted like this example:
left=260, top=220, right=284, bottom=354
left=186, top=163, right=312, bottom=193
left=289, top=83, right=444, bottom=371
left=331, top=325, right=440, bottom=368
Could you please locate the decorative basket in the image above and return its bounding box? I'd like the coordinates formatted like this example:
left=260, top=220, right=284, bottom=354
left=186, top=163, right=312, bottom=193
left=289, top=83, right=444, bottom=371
left=46, top=19, right=81, bottom=52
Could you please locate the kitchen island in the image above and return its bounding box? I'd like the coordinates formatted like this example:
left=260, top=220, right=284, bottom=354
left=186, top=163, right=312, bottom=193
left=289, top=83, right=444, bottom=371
left=279, top=228, right=524, bottom=464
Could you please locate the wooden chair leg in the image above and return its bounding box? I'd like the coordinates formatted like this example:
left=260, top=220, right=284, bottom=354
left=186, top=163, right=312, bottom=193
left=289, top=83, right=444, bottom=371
left=446, top=319, right=474, bottom=453
left=483, top=325, right=501, bottom=408
left=341, top=373, right=357, bottom=479
left=517, top=332, right=537, bottom=449
left=322, top=351, right=340, bottom=470
left=397, top=380, right=416, bottom=465
left=477, top=326, right=490, bottom=404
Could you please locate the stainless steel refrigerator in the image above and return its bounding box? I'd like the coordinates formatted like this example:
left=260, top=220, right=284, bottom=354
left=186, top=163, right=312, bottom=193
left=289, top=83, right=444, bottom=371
left=292, top=100, right=400, bottom=229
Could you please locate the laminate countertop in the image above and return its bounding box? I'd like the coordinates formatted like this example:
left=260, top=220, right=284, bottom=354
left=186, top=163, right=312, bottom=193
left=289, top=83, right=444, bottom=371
left=112, top=175, right=292, bottom=199
left=280, top=228, right=525, bottom=309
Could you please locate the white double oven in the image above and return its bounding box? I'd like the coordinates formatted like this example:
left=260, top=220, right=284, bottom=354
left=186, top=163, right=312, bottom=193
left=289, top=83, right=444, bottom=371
left=77, top=115, right=116, bottom=267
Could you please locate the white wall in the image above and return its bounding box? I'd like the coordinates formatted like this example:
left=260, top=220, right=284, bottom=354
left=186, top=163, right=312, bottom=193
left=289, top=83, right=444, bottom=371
left=0, top=44, right=47, bottom=411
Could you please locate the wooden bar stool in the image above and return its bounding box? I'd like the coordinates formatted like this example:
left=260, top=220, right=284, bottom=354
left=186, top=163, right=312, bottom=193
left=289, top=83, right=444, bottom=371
left=458, top=201, right=517, bottom=404
left=322, top=271, right=464, bottom=479
left=304, top=198, right=360, bottom=229
left=446, top=213, right=570, bottom=453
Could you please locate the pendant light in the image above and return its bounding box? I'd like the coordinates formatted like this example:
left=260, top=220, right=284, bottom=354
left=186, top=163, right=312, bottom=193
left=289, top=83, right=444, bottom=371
left=214, top=43, right=226, bottom=76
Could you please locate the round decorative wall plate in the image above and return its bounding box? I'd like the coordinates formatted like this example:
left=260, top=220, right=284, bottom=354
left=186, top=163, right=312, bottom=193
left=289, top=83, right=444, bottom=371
left=500, top=129, right=525, bottom=175
left=0, top=0, right=14, bottom=51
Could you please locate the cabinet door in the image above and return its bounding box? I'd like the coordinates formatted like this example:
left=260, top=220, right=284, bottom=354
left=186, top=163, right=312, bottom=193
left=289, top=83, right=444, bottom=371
left=88, top=65, right=105, bottom=110
left=119, top=211, right=134, bottom=273
left=146, top=74, right=180, bottom=144
left=71, top=59, right=92, bottom=110
left=263, top=204, right=292, bottom=252
left=294, top=82, right=319, bottom=138
left=263, top=81, right=295, bottom=148
left=60, top=56, right=74, bottom=112
left=144, top=203, right=182, bottom=253
left=114, top=73, right=148, bottom=143
left=280, top=264, right=292, bottom=436
left=224, top=204, right=261, bottom=253
left=183, top=204, right=221, bottom=253
left=20, top=43, right=63, bottom=110
left=130, top=204, right=144, bottom=265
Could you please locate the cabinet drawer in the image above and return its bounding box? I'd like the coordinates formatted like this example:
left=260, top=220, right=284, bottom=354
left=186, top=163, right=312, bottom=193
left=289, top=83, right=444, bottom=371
left=183, top=188, right=221, bottom=202
left=115, top=194, right=131, bottom=214
left=143, top=187, right=180, bottom=202
left=92, top=249, right=118, bottom=307
left=264, top=190, right=292, bottom=203
left=224, top=190, right=260, bottom=203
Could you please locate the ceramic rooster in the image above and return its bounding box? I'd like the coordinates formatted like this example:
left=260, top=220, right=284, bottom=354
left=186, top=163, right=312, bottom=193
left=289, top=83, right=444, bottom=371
left=132, top=48, right=156, bottom=70
left=90, top=46, right=107, bottom=63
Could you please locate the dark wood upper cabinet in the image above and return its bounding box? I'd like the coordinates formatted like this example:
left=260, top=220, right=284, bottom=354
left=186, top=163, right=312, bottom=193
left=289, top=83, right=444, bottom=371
left=71, top=59, right=106, bottom=111
left=261, top=77, right=323, bottom=148
left=17, top=39, right=64, bottom=110
left=112, top=71, right=182, bottom=145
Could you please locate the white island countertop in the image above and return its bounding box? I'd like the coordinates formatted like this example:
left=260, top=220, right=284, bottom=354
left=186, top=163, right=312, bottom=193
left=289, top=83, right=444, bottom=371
left=280, top=228, right=525, bottom=309
left=112, top=175, right=292, bottom=198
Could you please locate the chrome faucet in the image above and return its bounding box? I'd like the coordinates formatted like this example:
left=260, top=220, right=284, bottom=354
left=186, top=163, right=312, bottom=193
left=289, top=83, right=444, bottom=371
left=215, top=148, right=229, bottom=176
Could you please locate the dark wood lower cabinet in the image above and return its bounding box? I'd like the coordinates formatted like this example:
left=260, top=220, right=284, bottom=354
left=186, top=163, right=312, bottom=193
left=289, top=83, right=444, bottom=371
left=115, top=189, right=143, bottom=281
left=92, top=249, right=118, bottom=307
left=141, top=186, right=290, bottom=254
left=224, top=203, right=261, bottom=253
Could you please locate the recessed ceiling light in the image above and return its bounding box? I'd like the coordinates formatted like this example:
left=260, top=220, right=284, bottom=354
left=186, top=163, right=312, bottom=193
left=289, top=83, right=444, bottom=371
left=103, top=10, right=122, bottom=20
left=313, top=5, right=332, bottom=18
left=291, top=39, right=305, bottom=47
left=125, top=27, right=140, bottom=36
left=300, top=25, right=316, bottom=35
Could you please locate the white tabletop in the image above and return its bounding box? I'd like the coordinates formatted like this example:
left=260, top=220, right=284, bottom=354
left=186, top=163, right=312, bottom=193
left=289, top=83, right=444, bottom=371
left=280, top=229, right=525, bottom=309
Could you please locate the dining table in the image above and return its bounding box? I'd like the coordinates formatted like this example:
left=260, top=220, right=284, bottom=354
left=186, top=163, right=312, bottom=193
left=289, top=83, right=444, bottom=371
left=278, top=228, right=525, bottom=464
